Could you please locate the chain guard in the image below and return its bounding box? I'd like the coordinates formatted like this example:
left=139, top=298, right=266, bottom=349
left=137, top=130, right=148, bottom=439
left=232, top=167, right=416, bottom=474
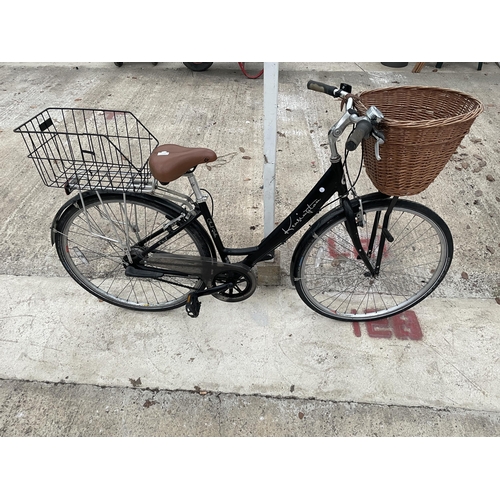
left=143, top=252, right=256, bottom=301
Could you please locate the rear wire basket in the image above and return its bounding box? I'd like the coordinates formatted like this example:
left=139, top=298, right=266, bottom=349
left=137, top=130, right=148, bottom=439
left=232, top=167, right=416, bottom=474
left=14, top=108, right=159, bottom=193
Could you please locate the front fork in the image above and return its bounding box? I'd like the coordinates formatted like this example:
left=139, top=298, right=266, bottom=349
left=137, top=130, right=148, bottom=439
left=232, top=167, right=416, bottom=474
left=342, top=195, right=399, bottom=277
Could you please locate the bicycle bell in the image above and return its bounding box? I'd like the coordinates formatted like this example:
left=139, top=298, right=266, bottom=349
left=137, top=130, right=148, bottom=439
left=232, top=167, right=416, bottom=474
left=365, top=106, right=384, bottom=123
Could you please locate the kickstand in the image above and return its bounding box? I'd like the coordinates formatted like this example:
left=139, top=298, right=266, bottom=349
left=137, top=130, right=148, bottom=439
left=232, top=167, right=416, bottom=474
left=185, top=293, right=201, bottom=318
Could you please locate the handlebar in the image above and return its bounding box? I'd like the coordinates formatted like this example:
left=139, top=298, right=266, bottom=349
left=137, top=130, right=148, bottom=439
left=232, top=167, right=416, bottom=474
left=307, top=79, right=385, bottom=160
left=346, top=119, right=373, bottom=151
left=307, top=80, right=341, bottom=97
left=307, top=80, right=353, bottom=98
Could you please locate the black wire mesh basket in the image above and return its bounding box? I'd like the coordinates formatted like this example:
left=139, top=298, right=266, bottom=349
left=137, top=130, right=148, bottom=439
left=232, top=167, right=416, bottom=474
left=14, top=108, right=159, bottom=193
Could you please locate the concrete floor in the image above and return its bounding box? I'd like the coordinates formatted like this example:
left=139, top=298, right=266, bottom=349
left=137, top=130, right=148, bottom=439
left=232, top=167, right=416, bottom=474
left=1, top=62, right=500, bottom=437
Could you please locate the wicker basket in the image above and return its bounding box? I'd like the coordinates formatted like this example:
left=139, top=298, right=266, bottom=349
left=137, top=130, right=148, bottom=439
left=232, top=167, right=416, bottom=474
left=354, top=86, right=483, bottom=196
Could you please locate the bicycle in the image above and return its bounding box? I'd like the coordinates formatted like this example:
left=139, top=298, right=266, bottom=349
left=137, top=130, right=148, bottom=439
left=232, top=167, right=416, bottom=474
left=14, top=80, right=457, bottom=322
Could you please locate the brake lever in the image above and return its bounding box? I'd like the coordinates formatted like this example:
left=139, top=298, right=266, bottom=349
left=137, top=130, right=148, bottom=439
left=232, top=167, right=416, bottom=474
left=372, top=129, right=385, bottom=161
left=365, top=105, right=385, bottom=161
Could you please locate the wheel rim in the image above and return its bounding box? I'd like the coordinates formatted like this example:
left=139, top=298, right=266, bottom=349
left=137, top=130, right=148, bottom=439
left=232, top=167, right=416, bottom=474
left=57, top=196, right=207, bottom=310
left=298, top=204, right=451, bottom=320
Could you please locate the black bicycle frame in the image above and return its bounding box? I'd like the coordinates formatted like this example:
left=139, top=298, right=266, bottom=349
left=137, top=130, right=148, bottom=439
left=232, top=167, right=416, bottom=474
left=201, top=158, right=347, bottom=267
left=139, top=157, right=395, bottom=279
left=202, top=156, right=398, bottom=277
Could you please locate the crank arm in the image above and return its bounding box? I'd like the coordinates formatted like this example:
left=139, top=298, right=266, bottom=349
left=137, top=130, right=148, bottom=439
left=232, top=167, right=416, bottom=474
left=192, top=282, right=235, bottom=298
left=185, top=282, right=235, bottom=318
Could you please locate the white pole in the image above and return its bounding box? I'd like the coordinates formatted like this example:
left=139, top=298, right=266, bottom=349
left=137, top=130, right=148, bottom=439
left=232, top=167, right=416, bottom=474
left=263, top=62, right=279, bottom=237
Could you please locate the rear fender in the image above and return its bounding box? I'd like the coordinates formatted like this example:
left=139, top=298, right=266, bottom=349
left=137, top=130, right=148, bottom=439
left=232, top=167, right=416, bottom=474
left=50, top=191, right=217, bottom=258
left=50, top=193, right=89, bottom=245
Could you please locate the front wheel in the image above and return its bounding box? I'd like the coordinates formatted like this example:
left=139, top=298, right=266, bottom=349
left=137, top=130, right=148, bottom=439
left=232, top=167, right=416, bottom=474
left=53, top=192, right=214, bottom=311
left=292, top=199, right=453, bottom=321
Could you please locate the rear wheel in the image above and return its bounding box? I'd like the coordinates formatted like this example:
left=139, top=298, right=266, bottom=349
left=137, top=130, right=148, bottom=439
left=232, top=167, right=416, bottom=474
left=293, top=199, right=453, bottom=321
left=54, top=192, right=213, bottom=311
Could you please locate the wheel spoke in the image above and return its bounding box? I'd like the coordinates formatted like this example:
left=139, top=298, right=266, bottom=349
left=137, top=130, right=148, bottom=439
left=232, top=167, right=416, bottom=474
left=295, top=199, right=453, bottom=321
left=55, top=193, right=211, bottom=310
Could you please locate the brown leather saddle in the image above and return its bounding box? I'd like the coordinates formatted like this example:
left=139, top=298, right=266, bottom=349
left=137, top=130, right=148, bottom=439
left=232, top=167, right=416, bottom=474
left=149, top=144, right=217, bottom=183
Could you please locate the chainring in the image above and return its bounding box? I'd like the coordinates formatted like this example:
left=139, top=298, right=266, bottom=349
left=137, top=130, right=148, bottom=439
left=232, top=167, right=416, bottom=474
left=212, top=268, right=257, bottom=302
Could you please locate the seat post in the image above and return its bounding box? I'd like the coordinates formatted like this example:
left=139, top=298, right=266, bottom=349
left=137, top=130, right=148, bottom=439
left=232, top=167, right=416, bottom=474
left=186, top=172, right=207, bottom=204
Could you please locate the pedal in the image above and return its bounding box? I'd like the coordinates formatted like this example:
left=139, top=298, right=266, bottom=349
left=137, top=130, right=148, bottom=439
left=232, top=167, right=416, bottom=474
left=185, top=293, right=201, bottom=318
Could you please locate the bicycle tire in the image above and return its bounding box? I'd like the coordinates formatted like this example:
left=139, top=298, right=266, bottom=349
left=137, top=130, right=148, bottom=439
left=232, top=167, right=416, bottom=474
left=182, top=62, right=213, bottom=72
left=292, top=198, right=453, bottom=321
left=54, top=192, right=213, bottom=311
